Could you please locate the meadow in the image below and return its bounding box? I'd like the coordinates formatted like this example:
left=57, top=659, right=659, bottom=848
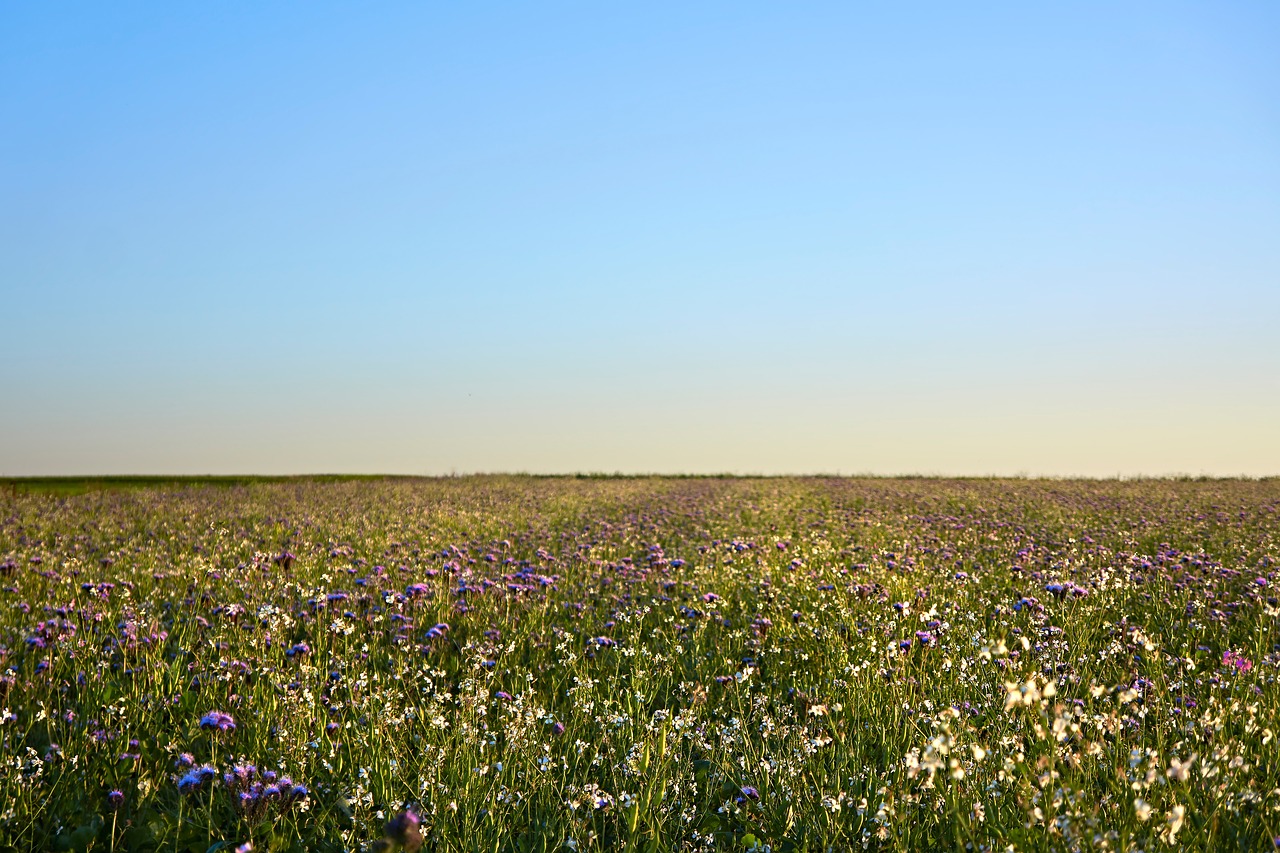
left=1, top=476, right=1277, bottom=852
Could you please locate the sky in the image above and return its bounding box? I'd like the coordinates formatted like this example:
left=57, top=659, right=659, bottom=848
left=2, top=2, right=1278, bottom=477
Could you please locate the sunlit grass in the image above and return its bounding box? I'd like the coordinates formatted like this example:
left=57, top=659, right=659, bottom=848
left=1, top=477, right=1277, bottom=851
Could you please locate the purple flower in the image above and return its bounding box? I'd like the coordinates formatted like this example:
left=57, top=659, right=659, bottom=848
left=1224, top=650, right=1254, bottom=673
left=178, top=765, right=218, bottom=794
left=385, top=810, right=423, bottom=852
left=425, top=622, right=450, bottom=639
left=107, top=789, right=124, bottom=809
left=739, top=786, right=760, bottom=802
left=495, top=691, right=513, bottom=701
left=592, top=636, right=616, bottom=648
left=199, top=711, right=237, bottom=733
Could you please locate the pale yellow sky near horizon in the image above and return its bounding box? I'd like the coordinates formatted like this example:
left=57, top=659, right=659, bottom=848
left=4, top=375, right=1276, bottom=477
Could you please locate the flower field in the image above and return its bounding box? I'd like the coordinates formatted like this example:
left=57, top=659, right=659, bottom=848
left=1, top=476, right=1278, bottom=851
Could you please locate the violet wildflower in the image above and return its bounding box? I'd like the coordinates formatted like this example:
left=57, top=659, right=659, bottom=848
left=178, top=765, right=218, bottom=794
left=384, top=810, right=423, bottom=852
left=200, top=711, right=237, bottom=732
left=1224, top=650, right=1254, bottom=673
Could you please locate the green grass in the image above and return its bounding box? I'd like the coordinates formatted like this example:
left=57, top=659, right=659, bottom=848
left=0, top=475, right=404, bottom=496
left=0, top=477, right=1276, bottom=851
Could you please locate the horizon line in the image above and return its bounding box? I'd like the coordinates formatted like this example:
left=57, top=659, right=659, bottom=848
left=4, top=472, right=1278, bottom=483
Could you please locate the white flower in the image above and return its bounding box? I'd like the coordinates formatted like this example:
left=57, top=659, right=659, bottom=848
left=1134, top=798, right=1152, bottom=821
left=1167, top=756, right=1194, bottom=782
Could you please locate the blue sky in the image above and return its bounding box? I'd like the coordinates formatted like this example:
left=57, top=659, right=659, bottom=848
left=3, top=2, right=1278, bottom=475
